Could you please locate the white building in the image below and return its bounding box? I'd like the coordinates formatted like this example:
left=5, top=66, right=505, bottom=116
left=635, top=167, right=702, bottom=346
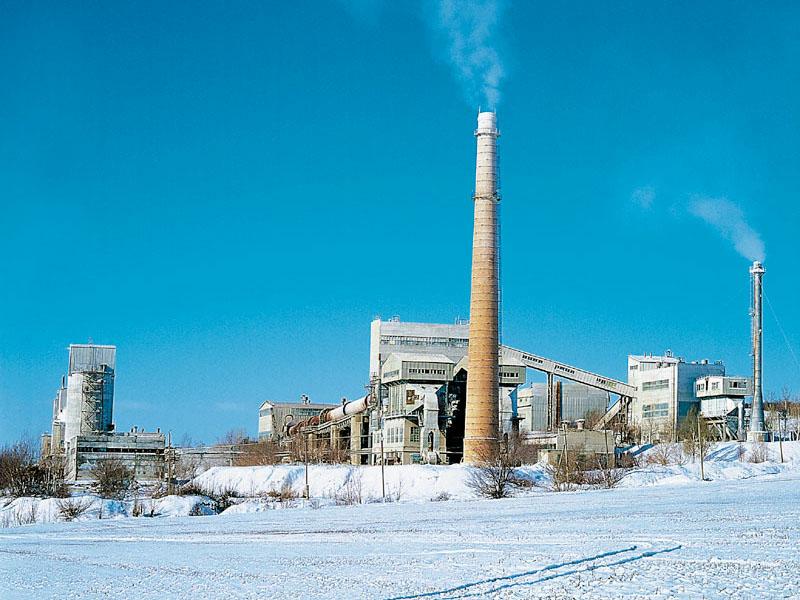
left=369, top=317, right=470, bottom=379
left=696, top=375, right=752, bottom=439
left=628, top=352, right=725, bottom=442
left=48, top=345, right=116, bottom=456
left=43, top=344, right=168, bottom=483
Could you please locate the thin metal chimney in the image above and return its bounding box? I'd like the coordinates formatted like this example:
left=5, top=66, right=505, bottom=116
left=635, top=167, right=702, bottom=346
left=747, top=260, right=767, bottom=442
left=464, top=111, right=500, bottom=463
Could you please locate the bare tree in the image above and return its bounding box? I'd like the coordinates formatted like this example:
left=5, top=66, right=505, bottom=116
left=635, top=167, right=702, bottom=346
left=583, top=409, right=606, bottom=430
left=234, top=440, right=280, bottom=466
left=91, top=460, right=135, bottom=499
left=466, top=440, right=529, bottom=499
left=0, top=438, right=67, bottom=498
left=646, top=443, right=686, bottom=466
left=218, top=429, right=250, bottom=446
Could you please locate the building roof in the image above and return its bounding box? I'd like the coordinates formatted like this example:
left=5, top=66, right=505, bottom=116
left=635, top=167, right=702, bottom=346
left=629, top=354, right=682, bottom=364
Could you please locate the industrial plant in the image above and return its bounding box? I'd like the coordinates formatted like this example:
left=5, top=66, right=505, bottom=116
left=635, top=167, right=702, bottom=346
left=40, top=344, right=165, bottom=482
left=254, top=113, right=773, bottom=467
left=38, top=113, right=776, bottom=480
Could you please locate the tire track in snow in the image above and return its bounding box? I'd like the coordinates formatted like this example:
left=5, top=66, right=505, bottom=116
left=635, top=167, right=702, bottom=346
left=444, top=544, right=683, bottom=598
left=385, top=545, right=642, bottom=600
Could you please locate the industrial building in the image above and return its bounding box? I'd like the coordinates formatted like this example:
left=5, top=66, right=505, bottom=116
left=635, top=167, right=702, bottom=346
left=258, top=396, right=337, bottom=441
left=273, top=114, right=771, bottom=463
left=369, top=317, right=470, bottom=379
left=66, top=429, right=166, bottom=482
left=42, top=344, right=166, bottom=483
left=696, top=375, right=752, bottom=439
left=371, top=350, right=525, bottom=464
left=628, top=352, right=726, bottom=442
left=517, top=382, right=609, bottom=434
left=43, top=344, right=117, bottom=458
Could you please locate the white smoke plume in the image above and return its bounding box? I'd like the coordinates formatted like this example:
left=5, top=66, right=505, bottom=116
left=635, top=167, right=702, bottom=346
left=426, top=0, right=507, bottom=108
left=689, top=196, right=766, bottom=262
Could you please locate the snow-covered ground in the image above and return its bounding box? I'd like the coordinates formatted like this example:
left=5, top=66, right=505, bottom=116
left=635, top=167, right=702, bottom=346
left=1, top=442, right=799, bottom=599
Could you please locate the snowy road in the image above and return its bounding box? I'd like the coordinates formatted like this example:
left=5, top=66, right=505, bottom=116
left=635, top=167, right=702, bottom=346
left=2, top=472, right=799, bottom=599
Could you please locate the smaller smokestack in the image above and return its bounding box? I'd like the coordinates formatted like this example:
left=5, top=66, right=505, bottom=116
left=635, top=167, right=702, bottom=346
left=747, top=260, right=767, bottom=442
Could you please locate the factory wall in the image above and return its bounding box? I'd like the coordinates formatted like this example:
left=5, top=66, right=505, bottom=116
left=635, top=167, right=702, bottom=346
left=517, top=383, right=609, bottom=433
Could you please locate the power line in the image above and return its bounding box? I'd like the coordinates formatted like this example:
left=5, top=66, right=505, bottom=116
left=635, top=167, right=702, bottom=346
left=764, top=290, right=800, bottom=384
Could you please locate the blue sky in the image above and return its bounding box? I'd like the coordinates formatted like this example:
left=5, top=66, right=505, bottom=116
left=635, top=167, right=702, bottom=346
left=1, top=1, right=799, bottom=444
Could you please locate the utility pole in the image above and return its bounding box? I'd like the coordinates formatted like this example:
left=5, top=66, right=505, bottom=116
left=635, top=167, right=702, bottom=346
left=373, top=375, right=386, bottom=502
left=697, top=417, right=705, bottom=481
left=166, top=431, right=174, bottom=495
left=303, top=433, right=310, bottom=500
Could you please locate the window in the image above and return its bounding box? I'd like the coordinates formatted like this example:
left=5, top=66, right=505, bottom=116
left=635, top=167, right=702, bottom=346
left=642, top=379, right=670, bottom=391
left=642, top=403, right=669, bottom=418
left=711, top=382, right=720, bottom=390
left=410, top=427, right=420, bottom=443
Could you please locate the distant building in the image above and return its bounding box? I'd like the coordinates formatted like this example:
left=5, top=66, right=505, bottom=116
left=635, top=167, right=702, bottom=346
left=49, top=344, right=116, bottom=456
left=43, top=344, right=167, bottom=483
left=258, top=396, right=337, bottom=441
left=628, top=352, right=725, bottom=442
left=517, top=382, right=609, bottom=433
left=696, top=375, right=752, bottom=439
left=67, top=429, right=165, bottom=482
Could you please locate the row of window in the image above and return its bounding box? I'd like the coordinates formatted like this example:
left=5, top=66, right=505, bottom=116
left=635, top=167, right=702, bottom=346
left=408, top=368, right=447, bottom=376
left=642, top=403, right=670, bottom=418
left=642, top=379, right=670, bottom=391
left=381, top=336, right=469, bottom=348
left=384, top=425, right=422, bottom=445
left=386, top=425, right=403, bottom=444
left=697, top=381, right=721, bottom=392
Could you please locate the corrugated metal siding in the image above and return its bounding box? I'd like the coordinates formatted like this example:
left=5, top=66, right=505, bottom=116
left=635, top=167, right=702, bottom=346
left=69, top=345, right=116, bottom=374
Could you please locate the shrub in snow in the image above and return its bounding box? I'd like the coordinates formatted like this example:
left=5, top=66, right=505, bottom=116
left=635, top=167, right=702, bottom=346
left=466, top=442, right=529, bottom=499
left=748, top=442, right=770, bottom=464
left=210, top=486, right=242, bottom=513
left=262, top=482, right=299, bottom=502
left=177, top=482, right=206, bottom=497
left=431, top=491, right=452, bottom=502
left=646, top=443, right=686, bottom=466
left=1, top=503, right=39, bottom=528
left=334, top=469, right=364, bottom=505
left=57, top=497, right=92, bottom=522
left=91, top=460, right=136, bottom=500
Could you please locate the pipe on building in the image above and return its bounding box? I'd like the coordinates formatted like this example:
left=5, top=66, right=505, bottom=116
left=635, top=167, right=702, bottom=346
left=286, top=396, right=372, bottom=437
left=464, top=111, right=501, bottom=463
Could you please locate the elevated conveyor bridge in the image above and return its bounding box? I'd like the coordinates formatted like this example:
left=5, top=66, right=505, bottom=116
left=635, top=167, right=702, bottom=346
left=500, top=345, right=635, bottom=432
